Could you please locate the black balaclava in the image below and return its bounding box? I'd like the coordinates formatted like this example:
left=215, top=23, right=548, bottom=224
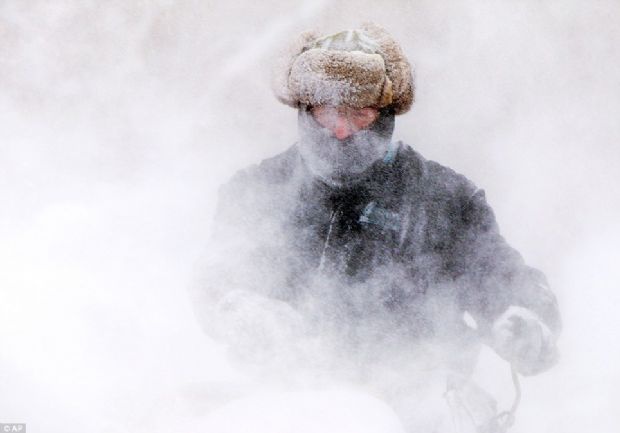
left=297, top=106, right=395, bottom=188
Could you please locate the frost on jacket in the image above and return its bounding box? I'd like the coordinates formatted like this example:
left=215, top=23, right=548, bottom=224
left=191, top=142, right=561, bottom=374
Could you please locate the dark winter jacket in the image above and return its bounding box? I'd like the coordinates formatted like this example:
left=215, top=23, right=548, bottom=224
left=195, top=142, right=561, bottom=372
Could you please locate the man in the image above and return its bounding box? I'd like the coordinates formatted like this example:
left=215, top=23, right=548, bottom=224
left=193, top=23, right=560, bottom=432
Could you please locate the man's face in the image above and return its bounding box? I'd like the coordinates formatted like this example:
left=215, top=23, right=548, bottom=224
left=310, top=105, right=380, bottom=140
left=298, top=104, right=394, bottom=187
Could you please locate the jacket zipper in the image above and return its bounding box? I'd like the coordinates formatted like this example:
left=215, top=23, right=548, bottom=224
left=318, top=207, right=340, bottom=272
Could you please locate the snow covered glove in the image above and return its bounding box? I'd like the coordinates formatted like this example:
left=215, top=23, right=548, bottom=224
left=490, top=306, right=559, bottom=375
left=213, top=290, right=308, bottom=366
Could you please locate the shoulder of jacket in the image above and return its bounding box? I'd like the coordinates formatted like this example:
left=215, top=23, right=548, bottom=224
left=397, top=143, right=478, bottom=199
left=221, top=144, right=300, bottom=194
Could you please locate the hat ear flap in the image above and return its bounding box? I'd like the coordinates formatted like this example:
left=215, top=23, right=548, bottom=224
left=272, top=30, right=320, bottom=108
left=359, top=22, right=414, bottom=114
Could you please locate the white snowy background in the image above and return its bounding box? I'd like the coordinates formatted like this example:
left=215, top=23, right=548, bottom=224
left=1, top=1, right=619, bottom=432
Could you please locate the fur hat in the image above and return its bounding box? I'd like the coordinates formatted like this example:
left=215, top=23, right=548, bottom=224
left=273, top=22, right=414, bottom=115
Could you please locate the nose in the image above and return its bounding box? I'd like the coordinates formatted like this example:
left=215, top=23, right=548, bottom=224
left=331, top=116, right=356, bottom=140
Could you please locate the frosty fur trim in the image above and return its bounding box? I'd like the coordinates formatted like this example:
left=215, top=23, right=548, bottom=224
left=290, top=49, right=393, bottom=109
left=273, top=23, right=414, bottom=115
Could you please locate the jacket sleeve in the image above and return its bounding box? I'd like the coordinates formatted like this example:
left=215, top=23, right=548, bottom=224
left=191, top=172, right=283, bottom=310
left=189, top=171, right=305, bottom=361
left=452, top=188, right=562, bottom=337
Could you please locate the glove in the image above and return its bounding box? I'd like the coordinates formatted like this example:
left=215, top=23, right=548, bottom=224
left=213, top=290, right=308, bottom=365
left=490, top=306, right=559, bottom=375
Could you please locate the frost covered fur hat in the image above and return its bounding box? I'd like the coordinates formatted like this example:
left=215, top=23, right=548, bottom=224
left=273, top=22, right=414, bottom=115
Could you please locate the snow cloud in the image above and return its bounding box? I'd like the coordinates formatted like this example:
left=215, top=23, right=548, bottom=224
left=1, top=1, right=619, bottom=432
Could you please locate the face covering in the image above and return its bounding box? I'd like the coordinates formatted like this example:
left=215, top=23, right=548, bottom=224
left=297, top=107, right=395, bottom=188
